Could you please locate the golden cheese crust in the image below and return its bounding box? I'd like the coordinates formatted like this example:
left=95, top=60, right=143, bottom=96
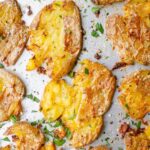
left=5, top=122, right=44, bottom=150
left=119, top=70, right=150, bottom=119
left=106, top=0, right=150, bottom=65
left=0, top=0, right=28, bottom=66
left=92, top=0, right=123, bottom=5
left=27, top=0, right=82, bottom=79
left=124, top=126, right=150, bottom=150
left=0, top=69, right=25, bottom=122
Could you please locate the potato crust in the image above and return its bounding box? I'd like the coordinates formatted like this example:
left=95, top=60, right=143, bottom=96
left=27, top=0, right=82, bottom=79
left=89, top=145, right=109, bottom=150
left=118, top=70, right=150, bottom=119
left=106, top=0, right=150, bottom=65
left=124, top=126, right=150, bottom=150
left=41, top=59, right=116, bottom=147
left=92, top=0, right=123, bottom=5
left=0, top=0, right=28, bottom=66
left=5, top=122, right=44, bottom=150
left=0, top=146, right=11, bottom=150
left=0, top=69, right=25, bottom=122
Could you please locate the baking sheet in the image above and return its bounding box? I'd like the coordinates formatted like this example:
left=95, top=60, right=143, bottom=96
left=0, top=0, right=150, bottom=149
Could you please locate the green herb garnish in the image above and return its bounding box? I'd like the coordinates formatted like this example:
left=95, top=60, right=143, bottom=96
left=65, top=128, right=72, bottom=139
left=91, top=30, right=99, bottom=37
left=91, top=7, right=101, bottom=13
left=26, top=94, right=40, bottom=103
left=68, top=71, right=75, bottom=78
left=84, top=68, right=89, bottom=74
left=0, top=63, right=4, bottom=68
left=2, top=137, right=10, bottom=142
left=96, top=23, right=104, bottom=34
left=53, top=138, right=66, bottom=146
left=10, top=115, right=17, bottom=123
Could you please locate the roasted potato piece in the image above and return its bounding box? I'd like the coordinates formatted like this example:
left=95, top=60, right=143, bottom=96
left=73, top=59, right=116, bottom=120
left=92, top=0, right=123, bottom=5
left=119, top=70, right=150, bottom=119
left=40, top=80, right=73, bottom=122
left=0, top=69, right=25, bottom=122
left=106, top=0, right=150, bottom=65
left=0, top=0, right=28, bottom=66
left=125, top=126, right=150, bottom=150
left=0, top=146, right=11, bottom=150
left=89, top=145, right=109, bottom=150
left=40, top=142, right=56, bottom=150
left=27, top=0, right=82, bottom=79
left=5, top=122, right=44, bottom=150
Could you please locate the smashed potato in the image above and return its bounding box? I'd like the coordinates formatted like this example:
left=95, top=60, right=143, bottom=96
left=5, top=122, right=44, bottom=150
left=27, top=0, right=82, bottom=79
left=0, top=69, right=25, bottom=122
left=0, top=146, right=11, bottom=150
left=0, top=0, right=28, bottom=66
left=41, top=59, right=116, bottom=147
left=125, top=126, right=150, bottom=150
left=40, top=80, right=73, bottom=122
left=119, top=70, right=150, bottom=120
left=40, top=142, right=56, bottom=150
left=106, top=0, right=150, bottom=65
left=92, top=0, right=123, bottom=5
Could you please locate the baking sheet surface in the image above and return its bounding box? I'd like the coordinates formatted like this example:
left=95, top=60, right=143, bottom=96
left=0, top=0, right=149, bottom=149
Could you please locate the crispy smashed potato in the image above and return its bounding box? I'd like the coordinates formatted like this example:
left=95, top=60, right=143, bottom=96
left=89, top=145, right=109, bottom=150
left=5, top=122, right=44, bottom=150
left=125, top=126, right=150, bottom=150
left=0, top=146, right=11, bottom=150
left=92, top=0, right=123, bottom=5
left=40, top=80, right=73, bottom=122
left=40, top=142, right=56, bottom=150
left=106, top=0, right=150, bottom=65
left=41, top=59, right=116, bottom=147
left=27, top=0, right=82, bottom=79
left=0, top=0, right=28, bottom=66
left=0, top=69, right=25, bottom=122
left=119, top=70, right=150, bottom=119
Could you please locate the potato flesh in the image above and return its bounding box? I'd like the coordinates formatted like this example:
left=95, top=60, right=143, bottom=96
left=27, top=0, right=81, bottom=79
left=41, top=59, right=116, bottom=147
left=119, top=70, right=150, bottom=119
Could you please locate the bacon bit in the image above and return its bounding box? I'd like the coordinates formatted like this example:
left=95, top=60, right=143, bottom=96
left=119, top=122, right=130, bottom=137
left=37, top=67, right=46, bottom=74
left=54, top=128, right=66, bottom=139
left=112, top=62, right=127, bottom=70
left=27, top=6, right=33, bottom=16
left=12, top=135, right=19, bottom=142
left=94, top=53, right=101, bottom=60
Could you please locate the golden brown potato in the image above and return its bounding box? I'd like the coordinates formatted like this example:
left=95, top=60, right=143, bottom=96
left=0, top=146, right=11, bottom=150
left=0, top=0, right=28, bottom=66
left=92, top=0, right=123, bottom=5
left=118, top=70, right=150, bottom=119
left=40, top=142, right=56, bottom=150
left=125, top=126, right=150, bottom=150
left=106, top=0, right=150, bottom=65
left=27, top=0, right=82, bottom=79
left=41, top=59, right=115, bottom=147
left=89, top=145, right=109, bottom=150
left=0, top=69, right=25, bottom=122
left=5, top=122, right=44, bottom=150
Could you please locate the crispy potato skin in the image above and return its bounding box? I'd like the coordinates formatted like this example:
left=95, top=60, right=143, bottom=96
left=0, top=69, right=25, bottom=122
left=0, top=146, right=11, bottom=150
left=5, top=122, right=44, bottom=150
left=119, top=70, right=150, bottom=120
left=92, top=0, right=123, bottom=5
left=41, top=59, right=115, bottom=147
left=125, top=126, right=150, bottom=150
left=89, top=145, right=109, bottom=150
left=0, top=0, right=28, bottom=66
left=106, top=0, right=150, bottom=65
left=27, top=0, right=82, bottom=79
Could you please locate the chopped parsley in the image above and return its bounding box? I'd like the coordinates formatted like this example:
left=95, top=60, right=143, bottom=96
left=68, top=71, right=75, bottom=78
left=10, top=115, right=18, bottom=123
left=26, top=94, right=40, bottom=103
left=2, top=137, right=10, bottom=142
left=53, top=138, right=66, bottom=146
left=54, top=120, right=62, bottom=127
left=91, top=30, right=99, bottom=37
left=84, top=68, right=89, bottom=75
left=65, top=128, right=72, bottom=139
left=96, top=23, right=104, bottom=34
left=0, top=63, right=4, bottom=68
left=91, top=7, right=101, bottom=13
